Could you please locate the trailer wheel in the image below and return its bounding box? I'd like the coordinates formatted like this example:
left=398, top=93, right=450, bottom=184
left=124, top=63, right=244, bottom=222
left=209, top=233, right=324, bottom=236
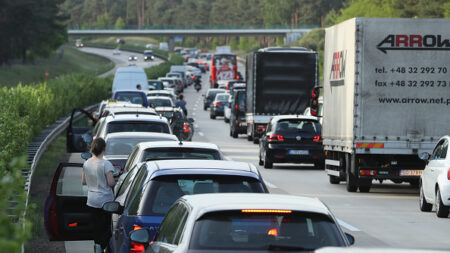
left=346, top=154, right=358, bottom=192
left=359, top=179, right=372, bottom=192
left=329, top=175, right=340, bottom=184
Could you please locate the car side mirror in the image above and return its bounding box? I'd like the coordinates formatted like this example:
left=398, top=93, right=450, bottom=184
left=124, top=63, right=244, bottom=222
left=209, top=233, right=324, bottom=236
left=129, top=228, right=152, bottom=245
left=103, top=201, right=123, bottom=214
left=345, top=233, right=355, bottom=245
left=81, top=152, right=92, bottom=160
left=188, top=118, right=195, bottom=123
left=418, top=152, right=430, bottom=161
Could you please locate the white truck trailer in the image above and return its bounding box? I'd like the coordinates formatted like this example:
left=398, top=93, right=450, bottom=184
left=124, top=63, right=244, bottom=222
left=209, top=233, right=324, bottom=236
left=322, top=18, right=450, bottom=192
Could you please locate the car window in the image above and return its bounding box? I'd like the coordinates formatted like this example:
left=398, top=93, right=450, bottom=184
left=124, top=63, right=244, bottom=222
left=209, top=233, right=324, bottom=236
left=142, top=148, right=222, bottom=161
left=431, top=140, right=445, bottom=160
left=189, top=211, right=345, bottom=251
left=173, top=205, right=189, bottom=245
left=56, top=166, right=87, bottom=197
left=275, top=119, right=321, bottom=134
left=149, top=99, right=173, bottom=107
left=216, top=95, right=229, bottom=102
left=107, top=121, right=170, bottom=134
left=154, top=203, right=187, bottom=245
left=135, top=175, right=265, bottom=216
left=124, top=166, right=148, bottom=208
left=441, top=140, right=449, bottom=159
left=124, top=147, right=139, bottom=173
left=115, top=165, right=141, bottom=203
left=115, top=93, right=144, bottom=105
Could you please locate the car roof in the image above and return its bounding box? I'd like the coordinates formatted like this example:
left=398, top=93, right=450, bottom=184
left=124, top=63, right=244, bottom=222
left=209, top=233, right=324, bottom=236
left=137, top=141, right=219, bottom=150
left=103, top=107, right=157, bottom=117
left=116, top=67, right=145, bottom=73
left=103, top=101, right=143, bottom=109
left=207, top=89, right=223, bottom=92
left=271, top=114, right=319, bottom=121
left=104, top=114, right=168, bottom=123
left=148, top=96, right=172, bottom=100
left=146, top=160, right=255, bottom=173
left=113, top=90, right=146, bottom=94
left=147, top=90, right=171, bottom=94
left=104, top=132, right=178, bottom=140
left=181, top=193, right=331, bottom=218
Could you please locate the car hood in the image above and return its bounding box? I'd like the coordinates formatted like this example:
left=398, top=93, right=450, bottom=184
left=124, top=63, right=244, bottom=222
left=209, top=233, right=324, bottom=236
left=155, top=107, right=174, bottom=112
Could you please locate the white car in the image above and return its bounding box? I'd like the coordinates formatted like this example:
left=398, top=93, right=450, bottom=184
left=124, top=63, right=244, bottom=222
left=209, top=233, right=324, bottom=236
left=94, top=100, right=157, bottom=119
left=419, top=136, right=450, bottom=217
left=130, top=193, right=354, bottom=252
left=223, top=94, right=233, bottom=123
left=113, top=48, right=121, bottom=55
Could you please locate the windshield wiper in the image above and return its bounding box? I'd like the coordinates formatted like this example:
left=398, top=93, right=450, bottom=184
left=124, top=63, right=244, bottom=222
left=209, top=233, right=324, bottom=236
left=267, top=244, right=314, bottom=251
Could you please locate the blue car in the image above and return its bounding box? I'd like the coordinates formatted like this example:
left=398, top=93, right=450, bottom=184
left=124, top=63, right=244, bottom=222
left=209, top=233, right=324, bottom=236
left=103, top=159, right=269, bottom=253
left=112, top=90, right=149, bottom=108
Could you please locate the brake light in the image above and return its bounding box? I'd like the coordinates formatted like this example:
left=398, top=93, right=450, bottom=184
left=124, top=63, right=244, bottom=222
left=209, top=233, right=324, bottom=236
left=360, top=170, right=377, bottom=176
left=313, top=136, right=321, bottom=142
left=268, top=134, right=284, bottom=141
left=267, top=228, right=278, bottom=237
left=183, top=123, right=190, bottom=133
left=129, top=241, right=145, bottom=253
left=242, top=209, right=292, bottom=214
left=214, top=102, right=222, bottom=107
left=447, top=168, right=450, bottom=180
left=206, top=63, right=209, bottom=67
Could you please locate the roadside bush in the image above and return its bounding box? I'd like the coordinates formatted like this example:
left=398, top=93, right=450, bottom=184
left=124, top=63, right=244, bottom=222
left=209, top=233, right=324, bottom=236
left=0, top=74, right=111, bottom=252
left=145, top=53, right=185, bottom=80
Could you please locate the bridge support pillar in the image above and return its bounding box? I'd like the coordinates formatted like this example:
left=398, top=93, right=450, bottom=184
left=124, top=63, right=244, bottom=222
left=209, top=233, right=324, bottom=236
left=285, top=31, right=308, bottom=44
left=168, top=37, right=175, bottom=53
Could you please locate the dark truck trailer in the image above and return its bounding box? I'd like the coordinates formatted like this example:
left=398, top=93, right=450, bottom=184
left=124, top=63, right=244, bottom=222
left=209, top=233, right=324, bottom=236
left=245, top=47, right=318, bottom=143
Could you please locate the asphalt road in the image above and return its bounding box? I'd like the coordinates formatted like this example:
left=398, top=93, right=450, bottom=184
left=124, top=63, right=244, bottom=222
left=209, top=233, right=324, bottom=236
left=62, top=49, right=450, bottom=252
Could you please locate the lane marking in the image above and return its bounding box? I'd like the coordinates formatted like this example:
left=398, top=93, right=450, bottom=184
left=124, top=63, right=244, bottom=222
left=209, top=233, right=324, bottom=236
left=198, top=132, right=204, bottom=136
left=336, top=218, right=361, bottom=232
left=264, top=180, right=278, bottom=189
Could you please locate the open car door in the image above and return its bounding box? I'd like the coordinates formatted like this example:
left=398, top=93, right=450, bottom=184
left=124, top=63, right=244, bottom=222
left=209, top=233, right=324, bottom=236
left=67, top=109, right=96, bottom=153
left=44, top=163, right=95, bottom=241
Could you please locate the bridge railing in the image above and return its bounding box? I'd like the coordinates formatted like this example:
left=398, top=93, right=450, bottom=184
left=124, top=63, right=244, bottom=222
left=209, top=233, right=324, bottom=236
left=68, top=24, right=319, bottom=30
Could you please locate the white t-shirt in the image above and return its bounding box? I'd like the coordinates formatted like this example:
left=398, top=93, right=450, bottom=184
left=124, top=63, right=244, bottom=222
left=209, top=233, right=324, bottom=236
left=83, top=159, right=115, bottom=208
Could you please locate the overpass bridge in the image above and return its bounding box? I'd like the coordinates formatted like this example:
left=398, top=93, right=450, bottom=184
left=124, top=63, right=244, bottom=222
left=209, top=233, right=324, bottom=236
left=67, top=25, right=317, bottom=44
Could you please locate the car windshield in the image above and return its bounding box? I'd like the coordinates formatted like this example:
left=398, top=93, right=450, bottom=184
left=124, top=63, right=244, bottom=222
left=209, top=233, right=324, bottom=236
left=115, top=93, right=144, bottom=105
left=107, top=121, right=170, bottom=134
left=275, top=119, right=321, bottom=134
left=149, top=98, right=172, bottom=107
left=159, top=111, right=174, bottom=120
left=105, top=137, right=169, bottom=156
left=148, top=81, right=163, bottom=90
left=167, top=74, right=179, bottom=78
left=213, top=54, right=236, bottom=65
left=215, top=94, right=229, bottom=102
left=132, top=175, right=265, bottom=216
left=148, top=93, right=171, bottom=98
left=207, top=90, right=222, bottom=99
left=190, top=211, right=345, bottom=251
left=142, top=147, right=221, bottom=161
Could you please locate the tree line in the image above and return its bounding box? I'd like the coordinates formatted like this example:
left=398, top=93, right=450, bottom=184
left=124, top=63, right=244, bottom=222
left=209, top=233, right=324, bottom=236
left=0, top=0, right=68, bottom=65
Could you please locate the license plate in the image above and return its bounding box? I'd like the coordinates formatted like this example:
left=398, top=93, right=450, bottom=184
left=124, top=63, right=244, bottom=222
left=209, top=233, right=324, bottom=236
left=288, top=150, right=309, bottom=155
left=399, top=170, right=423, bottom=176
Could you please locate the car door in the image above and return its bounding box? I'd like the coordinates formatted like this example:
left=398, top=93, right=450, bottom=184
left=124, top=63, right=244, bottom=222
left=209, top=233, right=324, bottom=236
left=67, top=109, right=96, bottom=153
left=44, top=163, right=94, bottom=241
left=424, top=141, right=444, bottom=201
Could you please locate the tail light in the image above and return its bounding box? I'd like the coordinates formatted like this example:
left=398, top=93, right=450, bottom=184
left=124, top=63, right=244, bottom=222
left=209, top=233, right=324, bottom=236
left=206, top=63, right=209, bottom=67
left=183, top=123, right=190, bottom=133
left=447, top=168, right=450, bottom=180
left=113, top=164, right=123, bottom=174
left=268, top=134, right=284, bottom=141
left=214, top=102, right=222, bottom=107
left=267, top=228, right=278, bottom=237
left=130, top=225, right=145, bottom=253
left=313, top=136, right=322, bottom=142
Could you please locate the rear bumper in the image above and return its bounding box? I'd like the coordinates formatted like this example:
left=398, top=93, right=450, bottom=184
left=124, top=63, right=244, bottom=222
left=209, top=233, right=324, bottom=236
left=267, top=144, right=324, bottom=163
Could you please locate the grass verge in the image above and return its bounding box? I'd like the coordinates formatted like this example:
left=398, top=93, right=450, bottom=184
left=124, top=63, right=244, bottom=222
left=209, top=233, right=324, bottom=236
left=25, top=134, right=68, bottom=253
left=0, top=46, right=114, bottom=87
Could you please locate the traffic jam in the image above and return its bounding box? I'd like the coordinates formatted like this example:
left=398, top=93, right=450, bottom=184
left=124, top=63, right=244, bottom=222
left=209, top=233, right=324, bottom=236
left=45, top=18, right=449, bottom=253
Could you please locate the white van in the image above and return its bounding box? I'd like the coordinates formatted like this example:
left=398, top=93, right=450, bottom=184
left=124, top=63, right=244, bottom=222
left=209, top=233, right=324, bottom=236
left=112, top=67, right=149, bottom=92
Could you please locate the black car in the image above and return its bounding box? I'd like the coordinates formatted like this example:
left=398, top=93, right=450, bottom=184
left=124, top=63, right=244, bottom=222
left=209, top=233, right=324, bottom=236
left=259, top=115, right=324, bottom=169
left=230, top=88, right=247, bottom=138
left=203, top=89, right=223, bottom=110
left=143, top=50, right=154, bottom=61
left=210, top=93, right=230, bottom=119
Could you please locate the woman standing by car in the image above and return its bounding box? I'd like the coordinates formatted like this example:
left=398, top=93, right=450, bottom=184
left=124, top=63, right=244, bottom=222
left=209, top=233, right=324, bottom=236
left=81, top=138, right=116, bottom=253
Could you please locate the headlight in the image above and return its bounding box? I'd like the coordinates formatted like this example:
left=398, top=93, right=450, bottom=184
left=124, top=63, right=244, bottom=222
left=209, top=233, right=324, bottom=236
left=144, top=56, right=148, bottom=59
left=81, top=44, right=84, bottom=47
left=134, top=56, right=137, bottom=60
left=151, top=56, right=154, bottom=59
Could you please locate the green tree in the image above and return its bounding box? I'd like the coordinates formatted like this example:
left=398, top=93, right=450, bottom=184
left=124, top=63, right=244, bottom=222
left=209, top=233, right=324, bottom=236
left=114, top=16, right=126, bottom=29
left=230, top=37, right=238, bottom=50
left=238, top=37, right=249, bottom=51
left=96, top=13, right=112, bottom=26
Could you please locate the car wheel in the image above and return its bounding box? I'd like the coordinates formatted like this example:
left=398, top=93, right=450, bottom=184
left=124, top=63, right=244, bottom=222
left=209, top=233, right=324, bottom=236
left=224, top=117, right=230, bottom=123
left=210, top=114, right=216, bottom=119
left=419, top=183, right=432, bottom=212
left=329, top=175, right=340, bottom=184
left=263, top=152, right=273, bottom=169
left=435, top=188, right=449, bottom=218
left=203, top=105, right=207, bottom=111
left=346, top=171, right=358, bottom=192
left=258, top=150, right=264, bottom=166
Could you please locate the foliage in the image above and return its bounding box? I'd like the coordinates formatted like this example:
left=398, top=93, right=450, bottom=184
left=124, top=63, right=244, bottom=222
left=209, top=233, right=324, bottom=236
left=145, top=53, right=184, bottom=79
left=0, top=74, right=111, bottom=252
left=115, top=17, right=126, bottom=29
left=0, top=0, right=68, bottom=64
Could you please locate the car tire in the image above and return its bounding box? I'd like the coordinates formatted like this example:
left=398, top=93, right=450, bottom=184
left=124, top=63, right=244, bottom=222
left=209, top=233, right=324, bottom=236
left=435, top=188, right=449, bottom=218
left=224, top=117, right=230, bottom=123
left=329, top=175, right=340, bottom=184
left=210, top=114, right=216, bottom=119
left=263, top=152, right=273, bottom=169
left=346, top=171, right=358, bottom=192
left=232, top=128, right=238, bottom=138
left=203, top=106, right=207, bottom=111
left=315, top=162, right=325, bottom=170
left=247, top=134, right=253, bottom=141
left=258, top=151, right=264, bottom=166
left=419, top=183, right=432, bottom=212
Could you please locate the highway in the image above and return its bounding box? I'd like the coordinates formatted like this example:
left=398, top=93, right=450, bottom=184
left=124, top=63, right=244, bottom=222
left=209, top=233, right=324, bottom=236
left=62, top=47, right=450, bottom=252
